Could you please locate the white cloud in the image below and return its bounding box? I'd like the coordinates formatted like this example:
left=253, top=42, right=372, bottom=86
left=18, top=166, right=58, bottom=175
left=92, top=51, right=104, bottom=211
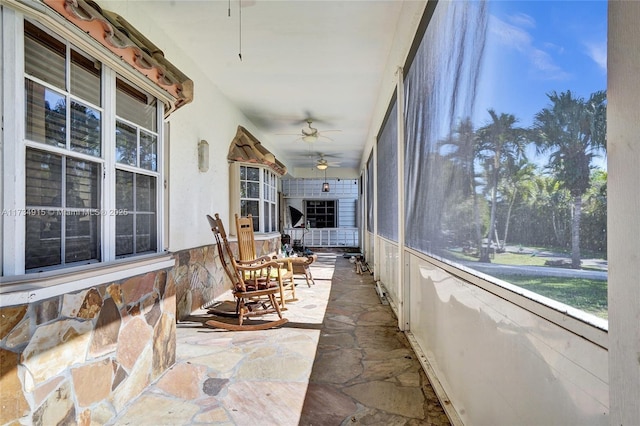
left=508, top=12, right=536, bottom=29
left=489, top=15, right=531, bottom=52
left=584, top=41, right=607, bottom=72
left=489, top=14, right=570, bottom=81
left=543, top=42, right=565, bottom=55
left=529, top=49, right=570, bottom=80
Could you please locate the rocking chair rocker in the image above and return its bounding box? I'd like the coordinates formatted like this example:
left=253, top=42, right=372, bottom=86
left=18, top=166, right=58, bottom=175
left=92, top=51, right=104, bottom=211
left=204, top=214, right=288, bottom=331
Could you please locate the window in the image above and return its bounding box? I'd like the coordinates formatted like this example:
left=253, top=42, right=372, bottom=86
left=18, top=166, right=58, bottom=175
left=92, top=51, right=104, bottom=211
left=16, top=19, right=164, bottom=273
left=24, top=21, right=103, bottom=270
left=239, top=165, right=278, bottom=232
left=376, top=99, right=398, bottom=242
left=400, top=1, right=607, bottom=319
left=305, top=200, right=336, bottom=228
left=115, top=79, right=159, bottom=257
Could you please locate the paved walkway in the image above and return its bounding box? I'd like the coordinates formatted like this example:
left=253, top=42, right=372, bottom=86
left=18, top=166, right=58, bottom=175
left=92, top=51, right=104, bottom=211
left=110, top=252, right=450, bottom=425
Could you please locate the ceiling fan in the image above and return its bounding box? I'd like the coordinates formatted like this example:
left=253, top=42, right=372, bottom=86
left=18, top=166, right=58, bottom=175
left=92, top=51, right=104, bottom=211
left=294, top=119, right=340, bottom=143
left=316, top=153, right=341, bottom=170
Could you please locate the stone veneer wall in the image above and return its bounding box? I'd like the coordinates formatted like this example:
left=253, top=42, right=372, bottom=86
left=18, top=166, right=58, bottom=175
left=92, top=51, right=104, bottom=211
left=0, top=236, right=279, bottom=425
left=172, top=237, right=281, bottom=320
left=0, top=269, right=175, bottom=425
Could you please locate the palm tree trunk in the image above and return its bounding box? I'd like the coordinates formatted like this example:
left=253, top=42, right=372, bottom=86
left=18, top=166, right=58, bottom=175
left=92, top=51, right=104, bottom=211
left=571, top=195, right=582, bottom=269
left=480, top=159, right=499, bottom=262
left=502, top=187, right=517, bottom=250
left=473, top=194, right=482, bottom=252
left=471, top=175, right=483, bottom=256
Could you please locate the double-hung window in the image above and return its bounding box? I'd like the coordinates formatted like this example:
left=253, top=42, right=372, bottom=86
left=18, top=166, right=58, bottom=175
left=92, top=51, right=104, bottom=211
left=24, top=21, right=103, bottom=270
left=12, top=19, right=164, bottom=274
left=238, top=165, right=278, bottom=233
left=115, top=79, right=159, bottom=257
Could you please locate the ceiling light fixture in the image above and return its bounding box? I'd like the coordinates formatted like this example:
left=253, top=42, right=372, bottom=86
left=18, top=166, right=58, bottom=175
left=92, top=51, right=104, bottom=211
left=322, top=168, right=330, bottom=192
left=316, top=162, right=328, bottom=171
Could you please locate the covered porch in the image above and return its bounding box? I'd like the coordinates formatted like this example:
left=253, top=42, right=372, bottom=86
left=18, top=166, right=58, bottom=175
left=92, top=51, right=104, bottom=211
left=1, top=0, right=640, bottom=425
left=109, top=252, right=450, bottom=425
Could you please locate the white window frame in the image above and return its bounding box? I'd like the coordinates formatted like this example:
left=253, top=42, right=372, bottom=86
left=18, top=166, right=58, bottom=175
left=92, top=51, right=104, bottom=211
left=305, top=199, right=338, bottom=228
left=230, top=162, right=280, bottom=234
left=1, top=8, right=167, bottom=277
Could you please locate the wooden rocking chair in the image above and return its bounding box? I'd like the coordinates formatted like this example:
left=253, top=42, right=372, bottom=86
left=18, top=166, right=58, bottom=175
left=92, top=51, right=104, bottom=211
left=204, top=214, right=287, bottom=331
left=235, top=214, right=297, bottom=308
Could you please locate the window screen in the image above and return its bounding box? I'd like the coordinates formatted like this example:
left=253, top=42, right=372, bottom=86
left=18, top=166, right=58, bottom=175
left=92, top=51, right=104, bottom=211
left=376, top=99, right=398, bottom=242
left=365, top=153, right=374, bottom=233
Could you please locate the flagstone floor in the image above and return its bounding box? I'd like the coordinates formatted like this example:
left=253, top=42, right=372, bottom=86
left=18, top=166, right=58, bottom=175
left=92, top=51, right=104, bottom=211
left=109, top=252, right=451, bottom=425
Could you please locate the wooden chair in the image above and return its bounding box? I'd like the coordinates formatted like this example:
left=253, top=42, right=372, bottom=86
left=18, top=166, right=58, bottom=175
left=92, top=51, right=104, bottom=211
left=235, top=214, right=297, bottom=308
left=204, top=214, right=287, bottom=331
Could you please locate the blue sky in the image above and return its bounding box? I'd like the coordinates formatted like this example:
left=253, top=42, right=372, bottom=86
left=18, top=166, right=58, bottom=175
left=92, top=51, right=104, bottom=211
left=474, top=0, right=607, bottom=130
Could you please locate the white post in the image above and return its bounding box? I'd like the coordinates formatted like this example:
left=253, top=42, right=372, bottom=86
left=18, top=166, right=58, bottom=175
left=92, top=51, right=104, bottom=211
left=608, top=2, right=640, bottom=424
left=396, top=67, right=408, bottom=331
left=373, top=141, right=379, bottom=281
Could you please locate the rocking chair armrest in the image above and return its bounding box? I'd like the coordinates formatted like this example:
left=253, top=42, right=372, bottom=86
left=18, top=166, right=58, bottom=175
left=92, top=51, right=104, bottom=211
left=236, top=255, right=272, bottom=266
left=235, top=260, right=283, bottom=274
left=272, top=257, right=293, bottom=270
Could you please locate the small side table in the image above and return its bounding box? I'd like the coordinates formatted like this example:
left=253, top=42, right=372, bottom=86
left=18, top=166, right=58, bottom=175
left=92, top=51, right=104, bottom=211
left=287, top=255, right=317, bottom=287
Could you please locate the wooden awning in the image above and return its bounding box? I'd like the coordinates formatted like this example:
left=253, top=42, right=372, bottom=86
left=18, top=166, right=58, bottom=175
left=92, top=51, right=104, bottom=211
left=228, top=126, right=287, bottom=176
left=43, top=0, right=193, bottom=116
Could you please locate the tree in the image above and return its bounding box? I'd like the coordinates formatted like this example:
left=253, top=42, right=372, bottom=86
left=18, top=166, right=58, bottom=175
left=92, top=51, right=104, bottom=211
left=532, top=90, right=607, bottom=268
left=440, top=117, right=483, bottom=251
left=497, top=158, right=537, bottom=251
left=581, top=169, right=607, bottom=254
left=525, top=174, right=571, bottom=247
left=476, top=110, right=526, bottom=262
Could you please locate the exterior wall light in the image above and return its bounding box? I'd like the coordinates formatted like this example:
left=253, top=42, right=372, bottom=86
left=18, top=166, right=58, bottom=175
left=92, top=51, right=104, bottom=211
left=198, top=140, right=209, bottom=172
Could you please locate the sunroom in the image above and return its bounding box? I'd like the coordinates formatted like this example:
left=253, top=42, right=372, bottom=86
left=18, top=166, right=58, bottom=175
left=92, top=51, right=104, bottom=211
left=1, top=0, right=638, bottom=425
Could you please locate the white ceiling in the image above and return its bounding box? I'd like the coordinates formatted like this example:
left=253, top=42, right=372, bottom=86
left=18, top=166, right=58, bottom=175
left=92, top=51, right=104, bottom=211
left=105, top=1, right=423, bottom=176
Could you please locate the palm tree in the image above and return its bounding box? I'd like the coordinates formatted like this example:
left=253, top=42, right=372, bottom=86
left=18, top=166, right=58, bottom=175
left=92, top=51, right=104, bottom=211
left=497, top=158, right=537, bottom=251
left=581, top=169, right=608, bottom=254
left=532, top=90, right=607, bottom=269
left=440, top=117, right=483, bottom=250
left=476, top=110, right=526, bottom=262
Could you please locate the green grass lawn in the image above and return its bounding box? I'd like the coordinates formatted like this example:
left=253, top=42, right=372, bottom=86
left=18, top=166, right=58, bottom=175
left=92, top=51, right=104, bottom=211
left=445, top=249, right=608, bottom=320
left=492, top=274, right=608, bottom=320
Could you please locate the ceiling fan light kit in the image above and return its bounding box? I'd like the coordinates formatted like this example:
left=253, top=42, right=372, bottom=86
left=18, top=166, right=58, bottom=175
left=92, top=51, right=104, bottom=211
left=316, top=158, right=329, bottom=170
